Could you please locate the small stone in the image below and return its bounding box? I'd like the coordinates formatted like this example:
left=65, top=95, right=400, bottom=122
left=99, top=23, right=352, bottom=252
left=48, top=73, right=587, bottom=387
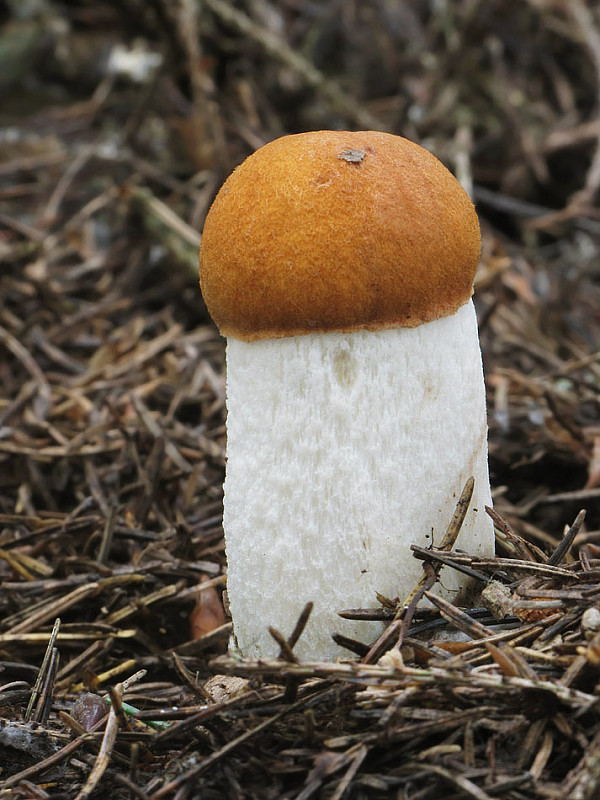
left=71, top=693, right=109, bottom=731
left=582, top=607, right=600, bottom=637
left=481, top=580, right=513, bottom=620
left=203, top=675, right=249, bottom=703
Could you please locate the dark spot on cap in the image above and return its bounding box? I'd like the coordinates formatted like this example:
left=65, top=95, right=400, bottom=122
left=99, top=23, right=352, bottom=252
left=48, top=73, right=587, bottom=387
left=339, top=148, right=366, bottom=164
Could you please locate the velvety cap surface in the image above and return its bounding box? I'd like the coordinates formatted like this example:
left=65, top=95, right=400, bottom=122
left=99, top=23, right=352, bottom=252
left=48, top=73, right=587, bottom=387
left=199, top=130, right=481, bottom=340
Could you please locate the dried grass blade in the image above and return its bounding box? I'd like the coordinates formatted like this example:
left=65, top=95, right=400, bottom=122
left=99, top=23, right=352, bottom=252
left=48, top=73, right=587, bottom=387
left=25, top=618, right=61, bottom=722
left=329, top=744, right=368, bottom=800
left=548, top=509, right=586, bottom=565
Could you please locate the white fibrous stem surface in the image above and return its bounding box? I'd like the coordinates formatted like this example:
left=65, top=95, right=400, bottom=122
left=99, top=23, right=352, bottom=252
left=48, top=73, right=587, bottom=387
left=223, top=300, right=494, bottom=661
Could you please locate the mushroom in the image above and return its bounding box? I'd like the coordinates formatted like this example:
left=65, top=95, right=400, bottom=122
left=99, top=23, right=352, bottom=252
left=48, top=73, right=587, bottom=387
left=199, top=130, right=494, bottom=661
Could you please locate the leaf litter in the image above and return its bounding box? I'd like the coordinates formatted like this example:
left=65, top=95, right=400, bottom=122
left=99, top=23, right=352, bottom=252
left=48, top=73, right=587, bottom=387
left=0, top=1, right=599, bottom=797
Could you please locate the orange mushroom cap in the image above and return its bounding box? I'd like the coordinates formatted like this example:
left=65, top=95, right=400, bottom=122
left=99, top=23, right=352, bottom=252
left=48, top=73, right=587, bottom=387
left=199, top=130, right=481, bottom=341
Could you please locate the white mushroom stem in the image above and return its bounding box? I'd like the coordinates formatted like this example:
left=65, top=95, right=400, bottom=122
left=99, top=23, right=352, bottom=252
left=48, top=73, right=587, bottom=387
left=223, top=300, right=494, bottom=661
